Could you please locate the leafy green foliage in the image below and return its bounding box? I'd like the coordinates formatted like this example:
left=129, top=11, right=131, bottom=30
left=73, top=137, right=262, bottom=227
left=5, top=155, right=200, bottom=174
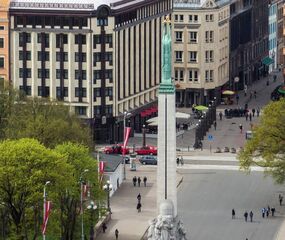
left=238, top=99, right=285, bottom=183
left=0, top=138, right=72, bottom=239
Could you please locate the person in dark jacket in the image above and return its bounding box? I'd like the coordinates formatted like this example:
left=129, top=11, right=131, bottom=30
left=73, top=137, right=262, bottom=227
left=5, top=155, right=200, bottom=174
left=137, top=177, right=141, bottom=187
left=244, top=211, right=248, bottom=222
left=132, top=176, right=137, bottom=187
left=137, top=202, right=142, bottom=212
left=115, top=229, right=119, bottom=239
left=232, top=209, right=235, bottom=219
left=143, top=176, right=147, bottom=187
left=102, top=223, right=107, bottom=233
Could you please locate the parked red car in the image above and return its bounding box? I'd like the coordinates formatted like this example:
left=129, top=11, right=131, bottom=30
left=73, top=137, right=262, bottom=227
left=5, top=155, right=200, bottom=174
left=104, top=144, right=130, bottom=154
left=135, top=145, right=157, bottom=155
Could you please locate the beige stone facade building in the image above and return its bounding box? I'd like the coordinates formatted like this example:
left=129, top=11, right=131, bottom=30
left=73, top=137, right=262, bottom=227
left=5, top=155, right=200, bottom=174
left=9, top=0, right=172, bottom=143
left=0, top=0, right=10, bottom=87
left=173, top=0, right=230, bottom=107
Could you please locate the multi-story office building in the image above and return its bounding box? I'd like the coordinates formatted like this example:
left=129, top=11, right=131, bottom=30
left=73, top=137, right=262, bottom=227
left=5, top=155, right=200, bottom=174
left=229, top=0, right=269, bottom=90
left=173, top=0, right=230, bottom=107
left=0, top=0, right=10, bottom=87
left=9, top=0, right=172, bottom=143
left=277, top=0, right=285, bottom=70
left=269, top=0, right=278, bottom=72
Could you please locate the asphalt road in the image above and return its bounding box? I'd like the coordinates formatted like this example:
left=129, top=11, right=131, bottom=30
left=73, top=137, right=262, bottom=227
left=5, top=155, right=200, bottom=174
left=177, top=170, right=285, bottom=240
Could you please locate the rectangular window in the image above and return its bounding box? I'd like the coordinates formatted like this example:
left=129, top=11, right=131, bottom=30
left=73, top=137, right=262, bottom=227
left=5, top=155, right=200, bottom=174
left=94, top=88, right=101, bottom=97
left=93, top=70, right=101, bottom=83
left=105, top=69, right=113, bottom=83
left=0, top=26, right=4, bottom=30
left=175, top=31, right=183, bottom=42
left=75, top=106, right=87, bottom=116
left=205, top=50, right=214, bottom=62
left=94, top=106, right=101, bottom=115
left=93, top=53, right=101, bottom=65
left=189, top=70, right=198, bottom=82
left=105, top=52, right=113, bottom=65
left=174, top=69, right=184, bottom=81
left=75, top=88, right=87, bottom=97
left=105, top=105, right=113, bottom=114
left=56, top=34, right=68, bottom=48
left=0, top=57, right=4, bottom=68
left=75, top=70, right=86, bottom=80
left=0, top=38, right=3, bottom=48
left=56, top=87, right=68, bottom=98
left=189, top=32, right=197, bottom=43
left=175, top=51, right=183, bottom=62
left=189, top=15, right=198, bottom=22
left=205, top=31, right=214, bottom=43
left=206, top=14, right=214, bottom=22
left=19, top=86, right=31, bottom=96
left=174, top=15, right=179, bottom=22
left=105, top=87, right=113, bottom=97
left=97, top=18, right=108, bottom=26
left=105, top=34, right=113, bottom=46
left=179, top=15, right=184, bottom=22
left=75, top=35, right=86, bottom=44
left=205, top=70, right=214, bottom=82
left=189, top=51, right=197, bottom=62
left=38, top=51, right=50, bottom=61
left=75, top=53, right=86, bottom=62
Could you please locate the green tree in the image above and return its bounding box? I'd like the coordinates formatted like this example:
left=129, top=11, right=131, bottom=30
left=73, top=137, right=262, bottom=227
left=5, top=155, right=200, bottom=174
left=3, top=97, right=92, bottom=148
left=0, top=138, right=73, bottom=239
left=238, top=98, right=285, bottom=183
left=54, top=142, right=104, bottom=239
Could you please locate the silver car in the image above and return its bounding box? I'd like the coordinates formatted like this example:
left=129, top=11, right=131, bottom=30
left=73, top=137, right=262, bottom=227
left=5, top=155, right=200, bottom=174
left=139, top=155, right=157, bottom=165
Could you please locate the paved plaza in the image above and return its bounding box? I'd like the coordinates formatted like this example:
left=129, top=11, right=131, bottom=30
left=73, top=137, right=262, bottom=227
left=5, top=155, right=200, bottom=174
left=96, top=71, right=285, bottom=240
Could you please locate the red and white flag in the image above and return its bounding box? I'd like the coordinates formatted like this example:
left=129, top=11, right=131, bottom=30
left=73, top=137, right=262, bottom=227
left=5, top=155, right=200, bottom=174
left=123, top=127, right=131, bottom=155
left=99, top=161, right=105, bottom=174
left=42, top=201, right=52, bottom=235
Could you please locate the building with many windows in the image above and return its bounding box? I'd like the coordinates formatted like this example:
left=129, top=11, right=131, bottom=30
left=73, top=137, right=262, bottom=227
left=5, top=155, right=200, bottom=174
left=9, top=0, right=172, bottom=143
left=277, top=0, right=284, bottom=70
left=269, top=0, right=278, bottom=72
left=0, top=0, right=10, bottom=87
left=173, top=0, right=230, bottom=107
left=229, top=0, right=269, bottom=91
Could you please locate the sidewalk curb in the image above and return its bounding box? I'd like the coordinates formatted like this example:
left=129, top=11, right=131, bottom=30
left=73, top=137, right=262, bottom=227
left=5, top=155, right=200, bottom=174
left=275, top=219, right=285, bottom=240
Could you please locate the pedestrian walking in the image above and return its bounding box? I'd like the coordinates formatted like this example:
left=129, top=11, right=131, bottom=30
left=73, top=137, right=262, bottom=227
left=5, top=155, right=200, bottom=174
left=137, top=193, right=141, bottom=203
left=249, top=113, right=252, bottom=122
left=245, top=103, right=248, bottom=110
left=266, top=208, right=269, bottom=217
left=262, top=208, right=265, bottom=218
left=132, top=176, right=137, bottom=187
left=239, top=124, right=243, bottom=133
left=102, top=222, right=107, bottom=233
left=244, top=87, right=247, bottom=96
left=219, top=112, right=223, bottom=121
left=279, top=194, right=283, bottom=206
left=137, top=177, right=141, bottom=187
left=254, top=91, right=257, bottom=99
left=245, top=112, right=248, bottom=121
left=137, top=202, right=142, bottom=212
left=244, top=211, right=248, bottom=222
left=115, top=229, right=119, bottom=240
left=214, top=121, right=217, bottom=130
left=252, top=108, right=255, bottom=117
left=236, top=94, right=240, bottom=104
left=250, top=91, right=253, bottom=99
left=232, top=209, right=235, bottom=219
left=180, top=156, right=184, bottom=166
left=143, top=176, right=147, bottom=187
left=271, top=207, right=275, bottom=216
left=250, top=211, right=253, bottom=222
left=257, top=108, right=260, bottom=117
left=176, top=157, right=180, bottom=166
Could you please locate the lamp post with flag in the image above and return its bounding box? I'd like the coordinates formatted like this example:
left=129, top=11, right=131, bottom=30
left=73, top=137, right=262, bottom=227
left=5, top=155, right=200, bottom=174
left=42, top=181, right=51, bottom=240
left=80, top=169, right=89, bottom=240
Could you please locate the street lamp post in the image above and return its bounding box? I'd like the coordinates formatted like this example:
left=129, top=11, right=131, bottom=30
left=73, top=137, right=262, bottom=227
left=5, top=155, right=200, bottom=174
left=123, top=111, right=131, bottom=180
left=142, top=124, right=146, bottom=148
left=103, top=180, right=113, bottom=213
left=87, top=201, right=97, bottom=240
left=43, top=181, right=50, bottom=240
left=80, top=169, right=89, bottom=240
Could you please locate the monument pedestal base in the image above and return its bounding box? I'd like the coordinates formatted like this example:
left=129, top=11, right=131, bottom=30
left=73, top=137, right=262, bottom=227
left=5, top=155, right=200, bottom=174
left=146, top=200, right=187, bottom=240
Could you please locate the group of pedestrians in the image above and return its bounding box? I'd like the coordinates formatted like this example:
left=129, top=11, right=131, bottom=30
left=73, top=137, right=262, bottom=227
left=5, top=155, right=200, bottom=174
left=261, top=206, right=276, bottom=218
left=245, top=107, right=260, bottom=121
left=232, top=209, right=254, bottom=222
left=132, top=176, right=147, bottom=187
left=176, top=156, right=184, bottom=166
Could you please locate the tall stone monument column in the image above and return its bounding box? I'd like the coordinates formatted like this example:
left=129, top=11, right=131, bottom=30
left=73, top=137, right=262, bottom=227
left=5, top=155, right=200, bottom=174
left=157, top=16, right=177, bottom=218
left=146, top=16, right=187, bottom=240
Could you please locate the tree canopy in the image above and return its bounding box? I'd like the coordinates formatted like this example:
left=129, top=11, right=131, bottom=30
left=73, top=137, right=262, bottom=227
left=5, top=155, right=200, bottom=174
left=0, top=87, right=92, bottom=148
left=238, top=98, right=285, bottom=183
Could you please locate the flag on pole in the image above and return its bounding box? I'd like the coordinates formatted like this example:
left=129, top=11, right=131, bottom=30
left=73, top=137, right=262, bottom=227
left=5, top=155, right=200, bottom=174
left=99, top=161, right=105, bottom=174
left=42, top=201, right=52, bottom=235
left=123, top=127, right=131, bottom=155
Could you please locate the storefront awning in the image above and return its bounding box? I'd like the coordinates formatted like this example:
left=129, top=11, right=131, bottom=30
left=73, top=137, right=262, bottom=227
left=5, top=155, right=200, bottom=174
left=262, top=57, right=274, bottom=66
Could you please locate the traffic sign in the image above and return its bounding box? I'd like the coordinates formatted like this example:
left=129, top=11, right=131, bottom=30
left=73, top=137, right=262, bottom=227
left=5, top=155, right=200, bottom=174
left=208, top=135, right=213, bottom=141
